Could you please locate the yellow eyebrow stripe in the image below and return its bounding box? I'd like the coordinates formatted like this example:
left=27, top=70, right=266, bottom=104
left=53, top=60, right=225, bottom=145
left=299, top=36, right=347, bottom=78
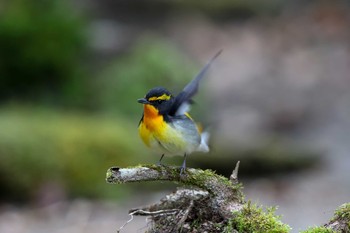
left=148, top=94, right=171, bottom=101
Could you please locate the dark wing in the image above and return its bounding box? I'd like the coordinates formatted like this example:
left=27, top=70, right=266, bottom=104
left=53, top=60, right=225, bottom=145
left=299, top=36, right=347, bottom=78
left=169, top=50, right=222, bottom=116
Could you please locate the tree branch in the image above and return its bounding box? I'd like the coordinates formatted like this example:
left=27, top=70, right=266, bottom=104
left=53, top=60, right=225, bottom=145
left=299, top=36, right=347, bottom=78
left=106, top=164, right=244, bottom=217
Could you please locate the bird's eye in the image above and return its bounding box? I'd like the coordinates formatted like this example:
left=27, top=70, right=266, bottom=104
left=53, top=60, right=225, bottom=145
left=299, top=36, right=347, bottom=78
left=156, top=100, right=163, bottom=104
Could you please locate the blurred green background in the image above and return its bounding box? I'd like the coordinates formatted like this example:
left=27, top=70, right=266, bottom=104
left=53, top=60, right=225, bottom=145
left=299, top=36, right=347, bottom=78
left=1, top=0, right=350, bottom=232
left=0, top=0, right=200, bottom=203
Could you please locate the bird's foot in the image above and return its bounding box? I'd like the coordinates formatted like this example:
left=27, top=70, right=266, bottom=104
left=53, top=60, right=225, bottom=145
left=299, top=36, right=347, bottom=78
left=180, top=154, right=187, bottom=176
left=180, top=166, right=186, bottom=176
left=156, top=154, right=165, bottom=166
left=156, top=161, right=164, bottom=166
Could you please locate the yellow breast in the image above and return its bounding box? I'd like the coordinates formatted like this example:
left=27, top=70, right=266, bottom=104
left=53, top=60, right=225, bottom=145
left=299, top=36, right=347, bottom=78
left=139, top=104, right=166, bottom=147
left=139, top=104, right=191, bottom=155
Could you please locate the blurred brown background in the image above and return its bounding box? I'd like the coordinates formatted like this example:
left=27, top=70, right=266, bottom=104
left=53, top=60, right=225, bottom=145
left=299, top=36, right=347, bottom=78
left=0, top=0, right=349, bottom=232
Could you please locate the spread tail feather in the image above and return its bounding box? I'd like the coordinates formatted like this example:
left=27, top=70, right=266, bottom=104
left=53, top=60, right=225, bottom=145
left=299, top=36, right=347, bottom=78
left=198, top=131, right=210, bottom=152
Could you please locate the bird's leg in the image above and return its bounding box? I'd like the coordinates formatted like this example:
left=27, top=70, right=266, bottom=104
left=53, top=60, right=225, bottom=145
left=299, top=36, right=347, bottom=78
left=157, top=154, right=165, bottom=166
left=180, top=153, right=187, bottom=175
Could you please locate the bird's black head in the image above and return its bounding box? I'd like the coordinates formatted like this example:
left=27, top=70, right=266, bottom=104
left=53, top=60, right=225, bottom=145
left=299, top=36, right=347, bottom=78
left=137, top=87, right=174, bottom=114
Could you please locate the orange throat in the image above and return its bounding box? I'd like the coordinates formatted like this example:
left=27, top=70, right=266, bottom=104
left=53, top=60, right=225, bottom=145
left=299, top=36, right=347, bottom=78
left=142, top=104, right=164, bottom=132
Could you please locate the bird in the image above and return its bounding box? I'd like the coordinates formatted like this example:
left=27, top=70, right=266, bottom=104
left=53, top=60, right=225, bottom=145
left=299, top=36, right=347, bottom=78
left=137, top=50, right=221, bottom=175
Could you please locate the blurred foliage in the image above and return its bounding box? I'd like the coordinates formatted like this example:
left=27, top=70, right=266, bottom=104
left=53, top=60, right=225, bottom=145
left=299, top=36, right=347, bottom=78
left=192, top=143, right=320, bottom=178
left=108, top=0, right=290, bottom=22
left=171, top=0, right=286, bottom=18
left=0, top=105, right=147, bottom=202
left=0, top=0, right=87, bottom=105
left=94, top=37, right=196, bottom=117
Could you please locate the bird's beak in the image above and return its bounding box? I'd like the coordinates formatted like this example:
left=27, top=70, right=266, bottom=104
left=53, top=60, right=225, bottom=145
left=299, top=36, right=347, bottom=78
left=137, top=98, right=150, bottom=104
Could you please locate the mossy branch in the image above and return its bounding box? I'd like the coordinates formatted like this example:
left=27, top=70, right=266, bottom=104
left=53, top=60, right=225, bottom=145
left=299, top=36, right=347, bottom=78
left=106, top=163, right=244, bottom=218
left=106, top=164, right=350, bottom=233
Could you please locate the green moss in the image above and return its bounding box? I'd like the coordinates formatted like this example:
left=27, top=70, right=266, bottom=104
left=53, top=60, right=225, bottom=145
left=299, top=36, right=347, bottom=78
left=301, top=203, right=350, bottom=233
left=328, top=202, right=350, bottom=232
left=301, top=226, right=335, bottom=233
left=224, top=218, right=235, bottom=233
left=226, top=201, right=291, bottom=233
left=332, top=203, right=350, bottom=223
left=187, top=169, right=239, bottom=190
